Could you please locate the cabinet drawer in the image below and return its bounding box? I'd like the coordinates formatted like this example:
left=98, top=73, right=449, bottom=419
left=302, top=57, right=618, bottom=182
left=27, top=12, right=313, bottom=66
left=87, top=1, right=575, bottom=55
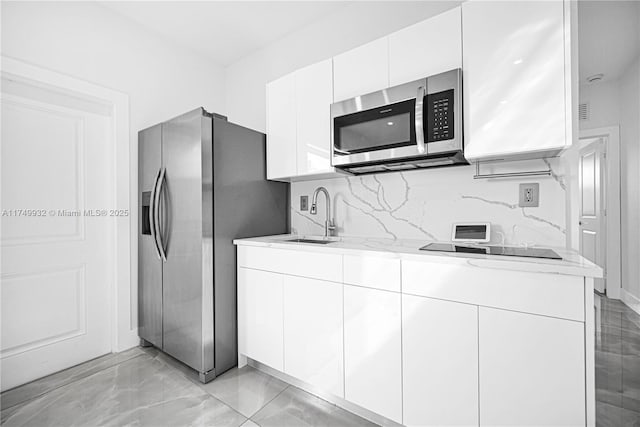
left=237, top=245, right=342, bottom=283
left=343, top=254, right=400, bottom=292
left=402, top=260, right=584, bottom=321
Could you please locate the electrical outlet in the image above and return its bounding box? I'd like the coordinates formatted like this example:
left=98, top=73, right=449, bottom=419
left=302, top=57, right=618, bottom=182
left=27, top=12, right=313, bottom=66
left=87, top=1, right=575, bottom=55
left=300, top=195, right=308, bottom=211
left=519, top=183, right=539, bottom=207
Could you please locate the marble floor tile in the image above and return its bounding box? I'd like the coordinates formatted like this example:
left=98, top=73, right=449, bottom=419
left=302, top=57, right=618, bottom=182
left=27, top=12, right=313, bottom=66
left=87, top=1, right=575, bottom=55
left=199, top=366, right=290, bottom=417
left=596, top=401, right=640, bottom=427
left=596, top=294, right=640, bottom=422
left=241, top=420, right=261, bottom=427
left=622, top=355, right=640, bottom=412
left=618, top=328, right=640, bottom=357
left=596, top=350, right=624, bottom=407
left=597, top=332, right=624, bottom=355
left=252, top=386, right=377, bottom=427
left=0, top=347, right=145, bottom=411
left=1, top=353, right=247, bottom=427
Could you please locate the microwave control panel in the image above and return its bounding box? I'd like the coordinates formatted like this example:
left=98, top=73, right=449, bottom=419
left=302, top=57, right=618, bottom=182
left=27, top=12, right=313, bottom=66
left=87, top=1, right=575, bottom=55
left=426, top=89, right=454, bottom=142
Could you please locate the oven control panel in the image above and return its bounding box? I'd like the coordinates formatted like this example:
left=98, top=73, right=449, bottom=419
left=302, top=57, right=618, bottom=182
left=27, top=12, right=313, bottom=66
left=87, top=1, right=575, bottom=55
left=426, top=89, right=454, bottom=142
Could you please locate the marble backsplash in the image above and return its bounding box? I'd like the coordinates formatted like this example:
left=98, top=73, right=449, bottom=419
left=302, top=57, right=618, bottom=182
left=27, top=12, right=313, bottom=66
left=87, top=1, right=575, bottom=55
left=290, top=158, right=568, bottom=248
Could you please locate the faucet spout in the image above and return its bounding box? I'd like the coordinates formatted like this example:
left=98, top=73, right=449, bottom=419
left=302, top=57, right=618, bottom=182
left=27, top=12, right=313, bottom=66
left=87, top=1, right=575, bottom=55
left=310, top=187, right=335, bottom=237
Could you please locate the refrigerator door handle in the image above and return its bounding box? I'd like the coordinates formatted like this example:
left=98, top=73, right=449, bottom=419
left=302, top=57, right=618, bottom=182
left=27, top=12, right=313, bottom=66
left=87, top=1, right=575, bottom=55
left=154, top=167, right=167, bottom=262
left=149, top=168, right=162, bottom=259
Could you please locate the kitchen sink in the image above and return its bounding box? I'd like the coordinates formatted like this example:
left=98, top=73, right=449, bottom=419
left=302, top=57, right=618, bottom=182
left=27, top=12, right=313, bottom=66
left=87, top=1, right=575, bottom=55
left=283, top=238, right=334, bottom=245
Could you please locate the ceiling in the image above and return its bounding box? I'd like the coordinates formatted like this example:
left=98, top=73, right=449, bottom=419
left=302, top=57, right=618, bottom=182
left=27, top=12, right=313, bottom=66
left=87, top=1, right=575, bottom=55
left=100, top=1, right=351, bottom=66
left=578, top=0, right=640, bottom=84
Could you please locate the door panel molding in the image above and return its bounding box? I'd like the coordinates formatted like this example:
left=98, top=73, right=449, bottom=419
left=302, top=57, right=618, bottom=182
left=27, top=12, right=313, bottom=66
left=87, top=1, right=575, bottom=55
left=1, top=95, right=87, bottom=245
left=1, top=264, right=86, bottom=358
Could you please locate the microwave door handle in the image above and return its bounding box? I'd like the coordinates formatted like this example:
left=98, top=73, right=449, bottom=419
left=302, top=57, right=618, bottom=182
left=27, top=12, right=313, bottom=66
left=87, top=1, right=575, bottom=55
left=149, top=168, right=162, bottom=260
left=415, top=86, right=426, bottom=154
left=154, top=167, right=167, bottom=262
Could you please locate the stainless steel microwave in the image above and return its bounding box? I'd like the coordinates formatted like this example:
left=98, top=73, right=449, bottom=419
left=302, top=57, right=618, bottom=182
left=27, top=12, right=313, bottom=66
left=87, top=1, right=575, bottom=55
left=331, top=68, right=467, bottom=174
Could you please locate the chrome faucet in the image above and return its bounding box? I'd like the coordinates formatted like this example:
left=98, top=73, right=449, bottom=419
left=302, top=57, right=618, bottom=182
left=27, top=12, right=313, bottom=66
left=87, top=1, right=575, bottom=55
left=310, top=186, right=335, bottom=237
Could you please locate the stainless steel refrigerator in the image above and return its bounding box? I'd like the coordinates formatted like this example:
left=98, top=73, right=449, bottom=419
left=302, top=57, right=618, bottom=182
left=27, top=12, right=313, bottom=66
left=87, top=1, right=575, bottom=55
left=138, top=108, right=288, bottom=383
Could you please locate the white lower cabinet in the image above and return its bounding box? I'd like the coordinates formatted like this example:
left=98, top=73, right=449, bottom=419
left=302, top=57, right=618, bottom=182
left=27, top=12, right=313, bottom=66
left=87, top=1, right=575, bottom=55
left=402, top=295, right=479, bottom=427
left=478, top=307, right=585, bottom=426
left=237, top=246, right=590, bottom=427
left=283, top=275, right=344, bottom=397
left=344, top=285, right=402, bottom=423
left=237, top=268, right=284, bottom=371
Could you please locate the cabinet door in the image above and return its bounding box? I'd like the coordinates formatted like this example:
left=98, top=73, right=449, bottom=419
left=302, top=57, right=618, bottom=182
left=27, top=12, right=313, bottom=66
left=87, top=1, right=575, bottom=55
left=333, top=37, right=389, bottom=102
left=389, top=7, right=462, bottom=86
left=283, top=275, right=343, bottom=397
left=266, top=72, right=296, bottom=180
left=462, top=0, right=567, bottom=160
left=237, top=268, right=284, bottom=371
left=478, top=307, right=585, bottom=426
left=295, top=59, right=334, bottom=175
left=344, top=286, right=401, bottom=423
left=403, top=295, right=478, bottom=427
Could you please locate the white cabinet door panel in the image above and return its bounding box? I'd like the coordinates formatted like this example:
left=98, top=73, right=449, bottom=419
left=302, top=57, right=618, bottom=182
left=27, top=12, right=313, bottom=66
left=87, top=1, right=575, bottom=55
left=266, top=73, right=296, bottom=180
left=238, top=268, right=284, bottom=371
left=462, top=0, right=567, bottom=160
left=296, top=59, right=334, bottom=175
left=389, top=7, right=462, bottom=86
left=333, top=38, right=389, bottom=102
left=344, top=286, right=402, bottom=423
left=479, top=307, right=585, bottom=426
left=343, top=254, right=400, bottom=292
left=403, top=295, right=478, bottom=426
left=283, top=276, right=343, bottom=397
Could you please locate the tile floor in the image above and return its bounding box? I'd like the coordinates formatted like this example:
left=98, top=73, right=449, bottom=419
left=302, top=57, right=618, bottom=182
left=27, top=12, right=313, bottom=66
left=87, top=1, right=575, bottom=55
left=595, top=295, right=640, bottom=426
left=0, top=347, right=375, bottom=427
left=1, top=294, right=639, bottom=426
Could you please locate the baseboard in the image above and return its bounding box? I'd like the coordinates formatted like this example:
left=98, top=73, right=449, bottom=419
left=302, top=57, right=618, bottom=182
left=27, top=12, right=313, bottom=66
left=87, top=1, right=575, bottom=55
left=248, top=359, right=403, bottom=427
left=621, top=289, right=640, bottom=315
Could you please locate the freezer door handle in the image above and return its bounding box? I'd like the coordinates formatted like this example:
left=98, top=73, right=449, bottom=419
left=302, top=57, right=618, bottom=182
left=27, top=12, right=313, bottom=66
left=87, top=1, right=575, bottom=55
left=149, top=168, right=162, bottom=259
left=154, top=167, right=167, bottom=262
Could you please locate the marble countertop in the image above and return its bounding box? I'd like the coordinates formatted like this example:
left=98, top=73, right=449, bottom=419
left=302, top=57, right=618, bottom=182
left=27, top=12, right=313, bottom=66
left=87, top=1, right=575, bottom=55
left=234, top=234, right=603, bottom=278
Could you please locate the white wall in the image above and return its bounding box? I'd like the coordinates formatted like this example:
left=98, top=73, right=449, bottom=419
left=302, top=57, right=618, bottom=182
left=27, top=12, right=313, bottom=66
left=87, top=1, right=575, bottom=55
left=1, top=1, right=226, bottom=343
left=224, top=1, right=462, bottom=133
left=579, top=80, right=621, bottom=129
left=578, top=63, right=640, bottom=304
left=618, top=58, right=640, bottom=303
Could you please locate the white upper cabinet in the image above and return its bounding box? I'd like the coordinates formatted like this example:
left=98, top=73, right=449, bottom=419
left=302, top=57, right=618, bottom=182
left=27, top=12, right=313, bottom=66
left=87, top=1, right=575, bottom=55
left=295, top=59, right=334, bottom=176
left=389, top=7, right=462, bottom=86
left=266, top=60, right=336, bottom=181
left=333, top=37, right=389, bottom=102
left=462, top=0, right=569, bottom=160
left=266, top=73, right=297, bottom=180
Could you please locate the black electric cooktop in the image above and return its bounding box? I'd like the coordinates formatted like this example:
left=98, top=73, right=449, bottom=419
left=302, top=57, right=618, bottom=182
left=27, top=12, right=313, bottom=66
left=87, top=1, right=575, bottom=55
left=419, top=243, right=562, bottom=260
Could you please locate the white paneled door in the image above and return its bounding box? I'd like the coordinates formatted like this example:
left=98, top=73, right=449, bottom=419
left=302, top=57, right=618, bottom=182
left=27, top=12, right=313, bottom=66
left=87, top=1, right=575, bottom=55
left=579, top=138, right=606, bottom=293
left=1, top=82, right=113, bottom=391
